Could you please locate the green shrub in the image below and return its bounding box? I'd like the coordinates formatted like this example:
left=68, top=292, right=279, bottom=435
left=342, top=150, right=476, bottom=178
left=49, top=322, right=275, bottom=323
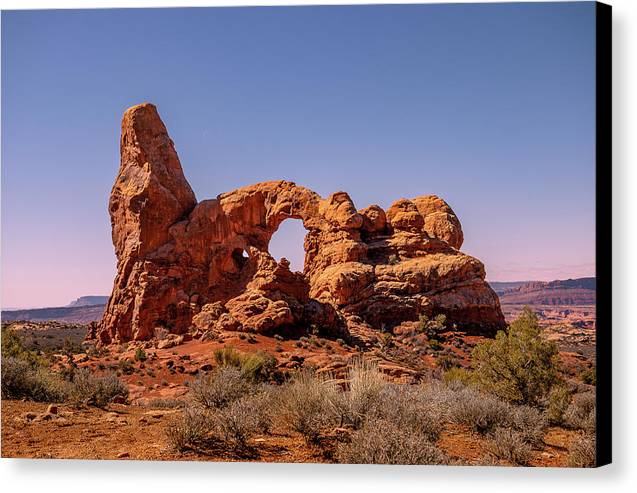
left=1, top=356, right=68, bottom=402
left=471, top=307, right=561, bottom=406
left=546, top=385, right=572, bottom=425
left=241, top=352, right=277, bottom=382
left=1, top=325, right=47, bottom=367
left=213, top=346, right=276, bottom=382
left=213, top=346, right=244, bottom=367
left=580, top=367, right=596, bottom=386
left=134, top=347, right=147, bottom=362
left=442, top=366, right=473, bottom=386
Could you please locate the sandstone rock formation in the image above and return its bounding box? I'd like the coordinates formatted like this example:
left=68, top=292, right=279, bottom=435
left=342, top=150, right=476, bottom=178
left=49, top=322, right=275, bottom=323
left=95, top=103, right=505, bottom=344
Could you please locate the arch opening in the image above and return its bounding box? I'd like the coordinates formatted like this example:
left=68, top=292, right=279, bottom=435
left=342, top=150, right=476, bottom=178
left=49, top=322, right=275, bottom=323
left=268, top=218, right=307, bottom=273
left=231, top=248, right=249, bottom=271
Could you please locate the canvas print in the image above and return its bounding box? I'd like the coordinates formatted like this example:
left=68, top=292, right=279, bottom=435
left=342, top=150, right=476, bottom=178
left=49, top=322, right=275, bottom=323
left=0, top=2, right=611, bottom=466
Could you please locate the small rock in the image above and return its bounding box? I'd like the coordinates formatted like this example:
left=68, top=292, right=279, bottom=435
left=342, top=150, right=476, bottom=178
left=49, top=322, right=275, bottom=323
left=117, top=452, right=130, bottom=459
left=23, top=412, right=38, bottom=421
left=111, top=395, right=126, bottom=404
left=46, top=404, right=58, bottom=415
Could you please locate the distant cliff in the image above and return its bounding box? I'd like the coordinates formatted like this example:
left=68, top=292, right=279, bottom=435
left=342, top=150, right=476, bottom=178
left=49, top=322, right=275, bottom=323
left=491, top=277, right=596, bottom=305
left=67, top=296, right=109, bottom=307
left=2, top=297, right=107, bottom=324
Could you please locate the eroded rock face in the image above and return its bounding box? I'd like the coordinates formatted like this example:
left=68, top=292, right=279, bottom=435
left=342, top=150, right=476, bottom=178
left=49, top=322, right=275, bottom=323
left=95, top=103, right=505, bottom=344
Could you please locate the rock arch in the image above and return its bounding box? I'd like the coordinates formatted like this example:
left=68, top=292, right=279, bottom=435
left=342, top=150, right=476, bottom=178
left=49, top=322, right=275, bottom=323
left=94, top=103, right=505, bottom=344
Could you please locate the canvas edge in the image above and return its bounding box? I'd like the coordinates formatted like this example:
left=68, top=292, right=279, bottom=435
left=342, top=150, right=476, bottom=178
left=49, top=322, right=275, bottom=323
left=595, top=0, right=612, bottom=469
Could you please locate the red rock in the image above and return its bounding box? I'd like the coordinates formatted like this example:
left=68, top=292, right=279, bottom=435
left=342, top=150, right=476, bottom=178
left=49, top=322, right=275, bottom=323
left=94, top=104, right=505, bottom=344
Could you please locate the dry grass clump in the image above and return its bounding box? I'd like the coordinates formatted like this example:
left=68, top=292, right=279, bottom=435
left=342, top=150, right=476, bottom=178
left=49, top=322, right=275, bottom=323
left=336, top=418, right=449, bottom=465
left=69, top=368, right=129, bottom=407
left=276, top=370, right=340, bottom=444
left=509, top=405, right=547, bottom=448
left=372, top=384, right=442, bottom=442
left=446, top=385, right=511, bottom=435
left=486, top=428, right=533, bottom=466
left=339, top=359, right=387, bottom=429
left=190, top=366, right=253, bottom=409
left=166, top=364, right=275, bottom=454
left=1, top=356, right=128, bottom=407
left=146, top=398, right=186, bottom=409
left=567, top=433, right=596, bottom=467
left=166, top=405, right=213, bottom=452
left=565, top=392, right=596, bottom=433
left=214, top=395, right=266, bottom=453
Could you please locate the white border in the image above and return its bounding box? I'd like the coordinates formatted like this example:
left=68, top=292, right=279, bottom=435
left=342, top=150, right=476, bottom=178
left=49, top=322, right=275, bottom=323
left=1, top=1, right=635, bottom=491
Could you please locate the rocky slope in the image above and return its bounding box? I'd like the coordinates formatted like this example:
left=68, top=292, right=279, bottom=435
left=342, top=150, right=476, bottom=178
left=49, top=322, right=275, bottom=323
left=93, top=103, right=505, bottom=345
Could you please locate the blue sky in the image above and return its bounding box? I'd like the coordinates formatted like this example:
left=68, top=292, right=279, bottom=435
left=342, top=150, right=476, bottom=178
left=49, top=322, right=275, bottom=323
left=1, top=3, right=596, bottom=308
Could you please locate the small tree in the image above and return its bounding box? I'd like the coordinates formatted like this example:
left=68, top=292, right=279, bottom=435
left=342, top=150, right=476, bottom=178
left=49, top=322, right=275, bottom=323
left=471, top=307, right=561, bottom=406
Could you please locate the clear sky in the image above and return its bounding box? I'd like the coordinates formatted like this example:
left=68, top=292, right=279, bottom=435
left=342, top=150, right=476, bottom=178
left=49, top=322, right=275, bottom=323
left=1, top=3, right=596, bottom=309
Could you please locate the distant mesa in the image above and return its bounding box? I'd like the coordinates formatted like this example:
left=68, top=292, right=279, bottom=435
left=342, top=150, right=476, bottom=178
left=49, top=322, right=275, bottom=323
left=67, top=295, right=110, bottom=307
left=92, top=102, right=506, bottom=345
left=491, top=277, right=596, bottom=305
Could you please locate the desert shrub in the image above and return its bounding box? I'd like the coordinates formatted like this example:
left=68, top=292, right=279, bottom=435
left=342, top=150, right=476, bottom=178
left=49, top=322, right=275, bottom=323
left=340, top=359, right=387, bottom=429
left=68, top=368, right=129, bottom=407
left=1, top=356, right=69, bottom=402
left=277, top=370, right=340, bottom=444
left=486, top=427, right=533, bottom=466
left=546, top=385, right=572, bottom=425
left=213, top=395, right=264, bottom=453
left=213, top=346, right=276, bottom=382
left=336, top=418, right=449, bottom=465
left=436, top=354, right=460, bottom=371
left=248, top=385, right=278, bottom=434
left=1, top=325, right=47, bottom=367
left=118, top=358, right=134, bottom=375
left=240, top=352, right=277, bottom=382
left=509, top=404, right=547, bottom=447
left=373, top=384, right=442, bottom=442
left=442, top=366, right=473, bottom=386
left=447, top=385, right=511, bottom=435
left=165, top=405, right=213, bottom=452
left=565, top=392, right=596, bottom=432
left=567, top=433, right=596, bottom=467
left=418, top=313, right=447, bottom=336
left=190, top=366, right=253, bottom=410
left=147, top=398, right=186, bottom=409
left=580, top=367, right=596, bottom=386
left=471, top=307, right=561, bottom=406
left=134, top=347, right=147, bottom=362
left=214, top=346, right=244, bottom=367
